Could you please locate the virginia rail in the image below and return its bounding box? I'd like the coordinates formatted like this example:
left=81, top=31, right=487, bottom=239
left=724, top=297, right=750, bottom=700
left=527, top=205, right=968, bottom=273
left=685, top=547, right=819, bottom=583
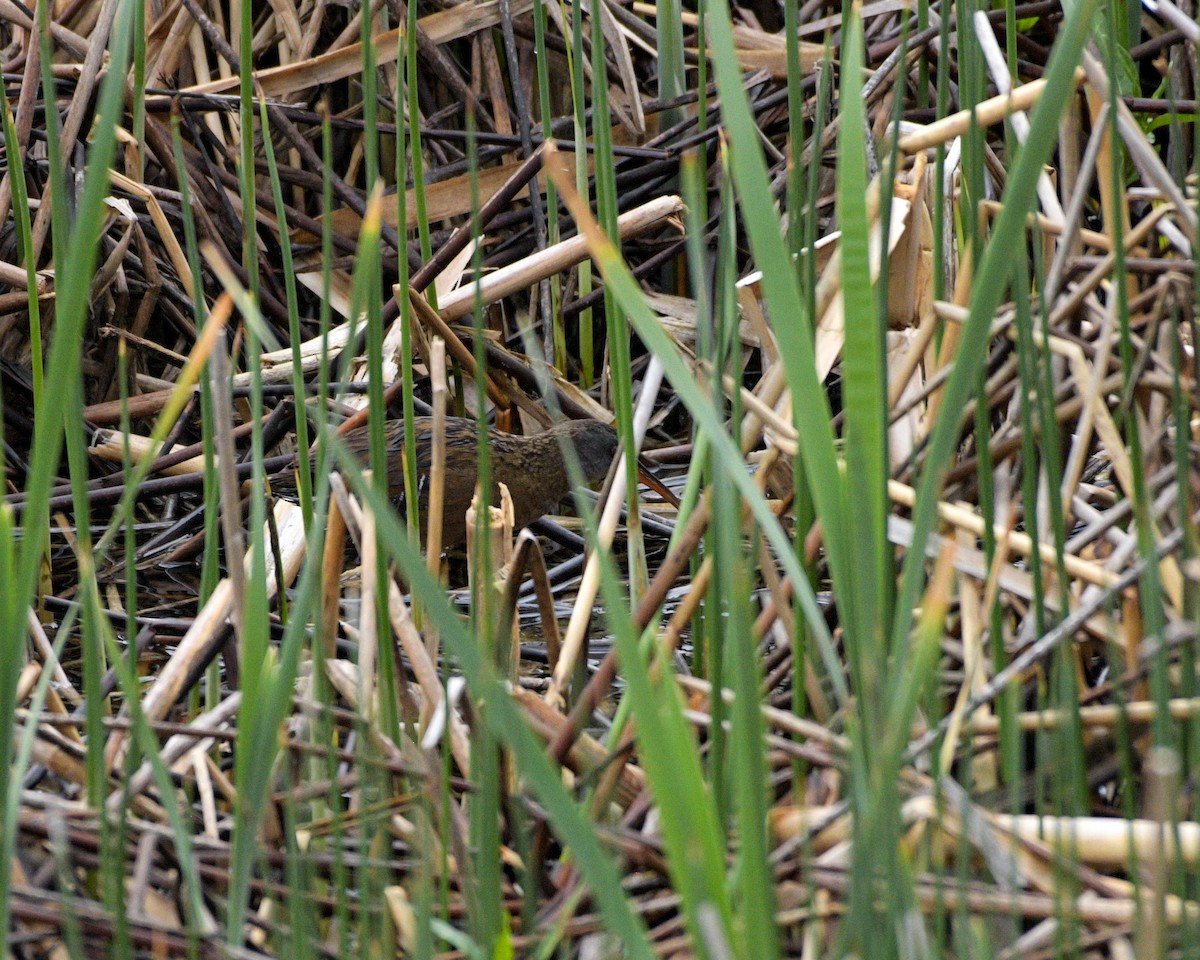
left=272, top=416, right=619, bottom=548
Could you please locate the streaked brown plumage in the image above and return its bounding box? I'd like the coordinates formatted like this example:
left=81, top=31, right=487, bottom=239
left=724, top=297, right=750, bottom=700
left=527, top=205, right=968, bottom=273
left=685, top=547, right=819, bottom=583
left=272, top=417, right=619, bottom=548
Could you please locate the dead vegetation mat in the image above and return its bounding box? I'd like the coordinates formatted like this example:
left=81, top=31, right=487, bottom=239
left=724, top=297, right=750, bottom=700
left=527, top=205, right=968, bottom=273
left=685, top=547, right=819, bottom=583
left=3, top=0, right=1200, bottom=956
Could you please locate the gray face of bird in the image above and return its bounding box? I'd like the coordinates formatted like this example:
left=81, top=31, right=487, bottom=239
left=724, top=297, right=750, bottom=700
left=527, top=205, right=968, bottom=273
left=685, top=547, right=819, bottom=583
left=572, top=423, right=620, bottom=484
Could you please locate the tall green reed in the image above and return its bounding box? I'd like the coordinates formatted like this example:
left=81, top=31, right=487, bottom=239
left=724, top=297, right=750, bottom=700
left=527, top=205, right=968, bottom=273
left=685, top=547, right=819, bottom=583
left=0, top=2, right=190, bottom=951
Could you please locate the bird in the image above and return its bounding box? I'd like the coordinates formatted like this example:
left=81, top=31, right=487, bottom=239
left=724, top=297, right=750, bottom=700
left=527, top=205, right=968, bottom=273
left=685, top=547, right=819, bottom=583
left=271, top=416, right=619, bottom=548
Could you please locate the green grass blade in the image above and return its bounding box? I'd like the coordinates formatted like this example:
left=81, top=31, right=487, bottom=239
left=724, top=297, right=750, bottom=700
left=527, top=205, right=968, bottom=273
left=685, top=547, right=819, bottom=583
left=835, top=2, right=890, bottom=702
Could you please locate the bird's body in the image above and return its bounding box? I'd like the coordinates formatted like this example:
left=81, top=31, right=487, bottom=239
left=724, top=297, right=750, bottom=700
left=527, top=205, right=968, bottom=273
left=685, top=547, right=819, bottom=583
left=273, top=417, right=618, bottom=548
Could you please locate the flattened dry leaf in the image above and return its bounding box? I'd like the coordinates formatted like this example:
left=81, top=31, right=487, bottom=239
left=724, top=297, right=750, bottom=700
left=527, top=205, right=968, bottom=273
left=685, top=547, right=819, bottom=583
left=815, top=195, right=912, bottom=380
left=433, top=237, right=479, bottom=302
left=697, top=23, right=826, bottom=78
left=300, top=152, right=581, bottom=239
left=643, top=290, right=760, bottom=348
left=160, top=0, right=536, bottom=102
left=886, top=171, right=935, bottom=329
